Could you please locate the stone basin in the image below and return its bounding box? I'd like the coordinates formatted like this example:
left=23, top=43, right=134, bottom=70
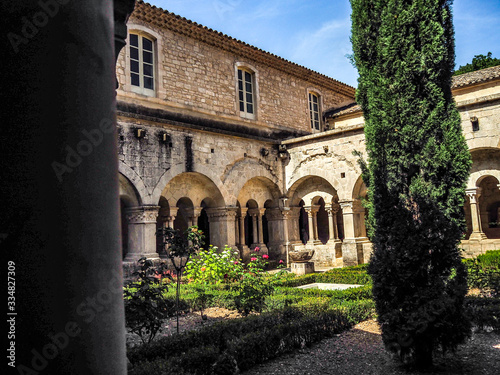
left=296, top=283, right=363, bottom=290
left=289, top=250, right=314, bottom=262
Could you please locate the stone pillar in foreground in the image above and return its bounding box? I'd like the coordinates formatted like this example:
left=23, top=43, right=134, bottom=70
left=1, top=1, right=136, bottom=373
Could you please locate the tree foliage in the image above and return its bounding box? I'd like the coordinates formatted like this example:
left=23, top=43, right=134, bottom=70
left=350, top=0, right=471, bottom=368
left=454, top=52, right=500, bottom=75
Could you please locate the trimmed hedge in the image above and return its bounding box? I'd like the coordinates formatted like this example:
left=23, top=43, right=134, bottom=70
left=465, top=296, right=500, bottom=332
left=278, top=265, right=372, bottom=287
left=464, top=250, right=500, bottom=297
left=128, top=302, right=375, bottom=375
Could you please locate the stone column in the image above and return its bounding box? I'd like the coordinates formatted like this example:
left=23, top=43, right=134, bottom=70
left=353, top=200, right=369, bottom=240
left=239, top=208, right=248, bottom=249
left=281, top=208, right=292, bottom=266
left=311, top=205, right=320, bottom=242
left=235, top=213, right=240, bottom=246
left=190, top=206, right=202, bottom=227
left=303, top=206, right=318, bottom=245
left=206, top=207, right=238, bottom=249
left=124, top=206, right=160, bottom=261
left=466, top=188, right=487, bottom=240
left=288, top=206, right=302, bottom=245
left=167, top=207, right=179, bottom=228
left=256, top=208, right=269, bottom=253
left=2, top=1, right=136, bottom=373
left=326, top=204, right=340, bottom=241
left=250, top=210, right=259, bottom=247
left=340, top=200, right=361, bottom=266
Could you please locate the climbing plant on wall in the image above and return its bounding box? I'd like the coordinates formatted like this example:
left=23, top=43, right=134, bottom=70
left=350, top=0, right=472, bottom=368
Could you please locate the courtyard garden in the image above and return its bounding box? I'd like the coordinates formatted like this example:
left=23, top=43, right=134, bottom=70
left=124, top=228, right=500, bottom=375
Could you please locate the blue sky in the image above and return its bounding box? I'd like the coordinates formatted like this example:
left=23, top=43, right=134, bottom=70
left=148, top=0, right=500, bottom=88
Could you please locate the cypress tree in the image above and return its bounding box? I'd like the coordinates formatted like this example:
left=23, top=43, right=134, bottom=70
left=350, top=0, right=471, bottom=368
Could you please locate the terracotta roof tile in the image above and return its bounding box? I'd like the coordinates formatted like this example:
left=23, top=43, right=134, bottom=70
left=131, top=1, right=355, bottom=98
left=452, top=65, right=500, bottom=88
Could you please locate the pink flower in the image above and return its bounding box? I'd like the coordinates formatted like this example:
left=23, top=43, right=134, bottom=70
left=251, top=257, right=257, bottom=262
left=234, top=261, right=239, bottom=265
left=262, top=254, right=269, bottom=259
left=279, top=259, right=284, bottom=264
left=254, top=247, right=260, bottom=252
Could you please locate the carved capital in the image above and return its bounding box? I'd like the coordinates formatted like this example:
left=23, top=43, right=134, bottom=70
left=466, top=188, right=482, bottom=204
left=206, top=207, right=238, bottom=222
left=126, top=205, right=160, bottom=224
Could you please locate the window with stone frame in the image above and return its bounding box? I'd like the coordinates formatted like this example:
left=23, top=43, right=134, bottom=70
left=237, top=68, right=256, bottom=119
left=309, top=92, right=321, bottom=131
left=129, top=33, right=155, bottom=96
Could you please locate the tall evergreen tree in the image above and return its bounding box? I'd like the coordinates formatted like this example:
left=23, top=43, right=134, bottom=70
left=350, top=0, right=471, bottom=368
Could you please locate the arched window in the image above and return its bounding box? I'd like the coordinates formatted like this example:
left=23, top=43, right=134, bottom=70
left=129, top=32, right=155, bottom=96
left=308, top=91, right=321, bottom=131
left=237, top=67, right=256, bottom=119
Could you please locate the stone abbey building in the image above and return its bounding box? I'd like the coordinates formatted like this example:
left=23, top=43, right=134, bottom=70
left=117, top=0, right=500, bottom=267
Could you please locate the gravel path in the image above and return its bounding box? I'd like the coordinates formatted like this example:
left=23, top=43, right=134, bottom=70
left=243, top=320, right=500, bottom=375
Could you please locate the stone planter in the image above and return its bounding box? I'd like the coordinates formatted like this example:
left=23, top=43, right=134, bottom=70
left=289, top=250, right=314, bottom=263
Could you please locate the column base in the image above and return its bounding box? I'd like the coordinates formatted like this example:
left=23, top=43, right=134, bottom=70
left=469, top=232, right=487, bottom=240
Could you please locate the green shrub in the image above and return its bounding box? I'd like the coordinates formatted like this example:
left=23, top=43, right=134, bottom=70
left=466, top=250, right=500, bottom=297
left=465, top=297, right=500, bottom=332
left=278, top=265, right=372, bottom=287
left=124, top=258, right=174, bottom=345
left=185, top=245, right=244, bottom=285
left=128, top=303, right=375, bottom=375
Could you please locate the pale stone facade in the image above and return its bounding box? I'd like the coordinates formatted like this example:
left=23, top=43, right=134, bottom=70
left=117, top=1, right=500, bottom=267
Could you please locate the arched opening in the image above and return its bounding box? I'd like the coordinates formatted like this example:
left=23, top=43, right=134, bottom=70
left=478, top=176, right=500, bottom=239
left=299, top=200, right=308, bottom=244
left=156, top=196, right=169, bottom=255
left=245, top=199, right=258, bottom=247
left=316, top=197, right=329, bottom=244
left=198, top=200, right=211, bottom=246
left=120, top=199, right=130, bottom=260
left=119, top=173, right=141, bottom=260
left=175, top=197, right=194, bottom=234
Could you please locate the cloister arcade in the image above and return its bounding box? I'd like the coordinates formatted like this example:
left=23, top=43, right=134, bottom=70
left=118, top=166, right=373, bottom=267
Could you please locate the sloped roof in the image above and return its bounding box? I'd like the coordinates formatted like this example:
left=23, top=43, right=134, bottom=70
left=325, top=66, right=500, bottom=119
left=452, top=65, right=500, bottom=88
left=131, top=0, right=356, bottom=98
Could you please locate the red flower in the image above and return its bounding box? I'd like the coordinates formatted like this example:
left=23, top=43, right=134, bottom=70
left=234, top=261, right=239, bottom=265
left=279, top=259, right=284, bottom=264
left=251, top=257, right=257, bottom=262
left=254, top=246, right=260, bottom=252
left=262, top=254, right=269, bottom=259
left=201, top=267, right=206, bottom=272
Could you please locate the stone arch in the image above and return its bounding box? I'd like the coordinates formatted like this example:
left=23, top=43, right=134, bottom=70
left=160, top=171, right=225, bottom=209
left=466, top=137, right=500, bottom=153
left=237, top=176, right=281, bottom=209
left=477, top=175, right=500, bottom=239
left=467, top=148, right=500, bottom=189
left=223, top=158, right=281, bottom=205
left=287, top=175, right=338, bottom=206
left=118, top=162, right=148, bottom=205
left=352, top=175, right=368, bottom=200
left=287, top=171, right=342, bottom=201
left=153, top=164, right=229, bottom=206
left=119, top=173, right=142, bottom=260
